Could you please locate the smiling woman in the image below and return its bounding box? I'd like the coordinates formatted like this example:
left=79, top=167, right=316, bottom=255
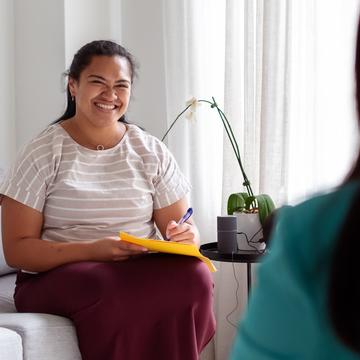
left=60, top=56, right=130, bottom=150
left=67, top=56, right=131, bottom=137
left=0, top=40, right=215, bottom=360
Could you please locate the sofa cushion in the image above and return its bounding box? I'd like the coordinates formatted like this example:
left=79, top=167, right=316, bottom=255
left=0, top=313, right=82, bottom=360
left=0, top=207, right=16, bottom=276
left=0, top=248, right=14, bottom=277
left=0, top=273, right=16, bottom=313
left=0, top=326, right=23, bottom=360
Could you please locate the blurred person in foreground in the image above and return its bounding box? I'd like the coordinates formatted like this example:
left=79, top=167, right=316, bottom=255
left=230, top=17, right=360, bottom=360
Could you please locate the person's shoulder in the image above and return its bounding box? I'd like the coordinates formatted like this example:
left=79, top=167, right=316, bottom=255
left=14, top=123, right=71, bottom=171
left=126, top=123, right=169, bottom=154
left=18, top=123, right=62, bottom=154
left=283, top=182, right=359, bottom=222
left=126, top=123, right=163, bottom=144
left=28, top=122, right=64, bottom=144
left=274, top=182, right=360, bottom=257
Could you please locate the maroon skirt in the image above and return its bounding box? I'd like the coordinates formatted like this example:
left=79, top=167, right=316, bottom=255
left=14, top=254, right=216, bottom=360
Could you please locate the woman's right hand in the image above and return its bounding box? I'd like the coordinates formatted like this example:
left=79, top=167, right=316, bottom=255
left=88, top=237, right=149, bottom=262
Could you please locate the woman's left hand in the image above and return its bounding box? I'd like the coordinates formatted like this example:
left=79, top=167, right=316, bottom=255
left=165, top=221, right=200, bottom=247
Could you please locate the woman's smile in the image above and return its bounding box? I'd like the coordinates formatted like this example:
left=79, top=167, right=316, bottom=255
left=93, top=101, right=119, bottom=112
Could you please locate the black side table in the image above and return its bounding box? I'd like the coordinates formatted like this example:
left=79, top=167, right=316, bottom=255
left=200, top=242, right=265, bottom=297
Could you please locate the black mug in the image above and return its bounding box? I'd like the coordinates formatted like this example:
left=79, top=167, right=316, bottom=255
left=217, top=215, right=237, bottom=254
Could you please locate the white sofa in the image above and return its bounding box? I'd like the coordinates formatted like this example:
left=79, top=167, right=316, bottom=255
left=0, top=209, right=82, bottom=360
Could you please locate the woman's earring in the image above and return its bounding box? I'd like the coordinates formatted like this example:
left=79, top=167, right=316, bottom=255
left=72, top=96, right=75, bottom=102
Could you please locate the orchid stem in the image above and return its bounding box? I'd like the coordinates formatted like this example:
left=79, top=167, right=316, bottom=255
left=161, top=103, right=193, bottom=142
left=162, top=97, right=254, bottom=201
left=199, top=99, right=254, bottom=199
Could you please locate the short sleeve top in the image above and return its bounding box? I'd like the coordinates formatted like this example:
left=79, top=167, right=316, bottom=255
left=0, top=123, right=191, bottom=242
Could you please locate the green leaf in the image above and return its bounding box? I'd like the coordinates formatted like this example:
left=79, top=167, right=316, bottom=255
left=263, top=194, right=276, bottom=213
left=245, top=196, right=256, bottom=211
left=227, top=193, right=246, bottom=215
left=238, top=192, right=249, bottom=203
left=255, top=194, right=276, bottom=225
left=255, top=195, right=269, bottom=225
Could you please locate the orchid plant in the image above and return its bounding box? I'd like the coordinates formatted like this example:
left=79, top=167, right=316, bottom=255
left=161, top=97, right=275, bottom=225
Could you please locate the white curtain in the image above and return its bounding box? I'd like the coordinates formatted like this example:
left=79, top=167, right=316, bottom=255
left=162, top=0, right=226, bottom=245
left=223, top=0, right=359, bottom=209
left=162, top=1, right=359, bottom=359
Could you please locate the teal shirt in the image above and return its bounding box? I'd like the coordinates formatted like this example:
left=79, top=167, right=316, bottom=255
left=230, top=182, right=360, bottom=360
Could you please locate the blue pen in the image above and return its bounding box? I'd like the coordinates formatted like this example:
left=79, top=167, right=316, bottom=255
left=178, top=207, right=193, bottom=224
left=165, top=208, right=193, bottom=240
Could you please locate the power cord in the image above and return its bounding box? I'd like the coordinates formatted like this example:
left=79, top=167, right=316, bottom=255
left=225, top=251, right=241, bottom=328
left=225, top=227, right=265, bottom=328
left=237, top=228, right=266, bottom=254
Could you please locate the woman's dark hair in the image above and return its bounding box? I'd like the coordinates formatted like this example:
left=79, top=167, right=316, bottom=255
left=54, top=40, right=137, bottom=123
left=329, top=18, right=360, bottom=353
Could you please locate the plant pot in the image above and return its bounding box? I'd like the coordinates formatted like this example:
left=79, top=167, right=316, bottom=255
left=234, top=212, right=265, bottom=251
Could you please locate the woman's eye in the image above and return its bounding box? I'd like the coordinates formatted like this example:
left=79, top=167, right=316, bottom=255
left=90, top=80, right=103, bottom=84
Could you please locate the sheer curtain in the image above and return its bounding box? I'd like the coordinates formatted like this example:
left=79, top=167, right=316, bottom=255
left=223, top=0, right=358, bottom=210
left=162, top=1, right=359, bottom=359
left=162, top=0, right=226, bottom=245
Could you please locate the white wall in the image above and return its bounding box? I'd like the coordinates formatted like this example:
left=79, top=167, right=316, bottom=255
left=0, top=0, right=16, bottom=170
left=120, top=0, right=167, bottom=138
left=64, top=0, right=120, bottom=68
left=14, top=0, right=66, bottom=148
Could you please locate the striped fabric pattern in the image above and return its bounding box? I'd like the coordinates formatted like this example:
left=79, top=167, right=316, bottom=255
left=0, top=123, right=191, bottom=242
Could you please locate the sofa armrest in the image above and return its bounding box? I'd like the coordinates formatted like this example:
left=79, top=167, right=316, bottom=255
left=0, top=313, right=82, bottom=360
left=0, top=326, right=22, bottom=360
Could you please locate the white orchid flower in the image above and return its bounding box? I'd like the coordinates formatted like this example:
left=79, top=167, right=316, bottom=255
left=185, top=97, right=201, bottom=122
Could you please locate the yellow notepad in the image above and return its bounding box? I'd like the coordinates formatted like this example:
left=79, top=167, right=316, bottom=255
left=119, top=232, right=217, bottom=273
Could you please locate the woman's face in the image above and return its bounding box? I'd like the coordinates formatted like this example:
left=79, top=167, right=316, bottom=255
left=69, top=55, right=132, bottom=128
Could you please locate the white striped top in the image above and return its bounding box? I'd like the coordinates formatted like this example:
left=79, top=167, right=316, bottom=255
left=0, top=123, right=191, bottom=242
